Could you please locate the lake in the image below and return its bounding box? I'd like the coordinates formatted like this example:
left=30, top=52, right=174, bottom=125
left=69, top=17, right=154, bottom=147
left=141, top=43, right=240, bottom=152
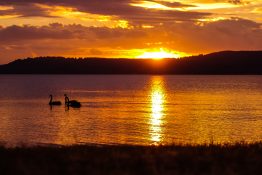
left=0, top=75, right=261, bottom=146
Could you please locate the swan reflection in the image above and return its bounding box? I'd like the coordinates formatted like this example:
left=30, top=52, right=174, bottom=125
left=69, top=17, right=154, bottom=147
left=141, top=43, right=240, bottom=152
left=150, top=76, right=165, bottom=144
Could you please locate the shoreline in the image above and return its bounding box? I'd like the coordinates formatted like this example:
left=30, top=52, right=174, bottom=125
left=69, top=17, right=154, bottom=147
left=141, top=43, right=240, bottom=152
left=1, top=142, right=262, bottom=174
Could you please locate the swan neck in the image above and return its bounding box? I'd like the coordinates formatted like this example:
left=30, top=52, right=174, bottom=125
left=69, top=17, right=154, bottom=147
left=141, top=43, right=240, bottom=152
left=49, top=96, right=52, bottom=103
left=65, top=96, right=69, bottom=103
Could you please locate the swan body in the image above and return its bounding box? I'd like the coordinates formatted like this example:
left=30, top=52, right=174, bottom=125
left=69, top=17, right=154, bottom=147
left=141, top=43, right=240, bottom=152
left=64, top=94, right=81, bottom=108
left=49, top=95, right=62, bottom=105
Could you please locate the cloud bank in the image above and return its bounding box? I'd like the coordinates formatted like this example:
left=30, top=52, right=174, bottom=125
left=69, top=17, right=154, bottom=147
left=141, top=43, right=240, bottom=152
left=0, top=0, right=261, bottom=63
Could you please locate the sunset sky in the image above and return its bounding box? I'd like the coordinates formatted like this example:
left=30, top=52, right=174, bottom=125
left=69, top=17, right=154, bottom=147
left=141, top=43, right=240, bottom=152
left=0, top=0, right=261, bottom=63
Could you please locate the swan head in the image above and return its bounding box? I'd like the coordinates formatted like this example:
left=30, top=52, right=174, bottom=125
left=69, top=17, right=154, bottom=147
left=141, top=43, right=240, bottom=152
left=49, top=94, right=52, bottom=98
left=64, top=94, right=67, bottom=97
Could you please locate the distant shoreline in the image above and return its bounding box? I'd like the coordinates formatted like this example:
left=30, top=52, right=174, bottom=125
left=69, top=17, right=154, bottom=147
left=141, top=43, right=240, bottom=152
left=0, top=51, right=262, bottom=74
left=1, top=73, right=261, bottom=75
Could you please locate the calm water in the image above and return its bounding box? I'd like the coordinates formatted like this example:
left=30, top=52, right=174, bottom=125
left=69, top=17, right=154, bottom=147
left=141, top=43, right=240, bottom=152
left=0, top=75, right=262, bottom=146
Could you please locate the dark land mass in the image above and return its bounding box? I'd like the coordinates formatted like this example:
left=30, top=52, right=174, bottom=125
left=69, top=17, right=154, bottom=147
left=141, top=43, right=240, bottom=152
left=0, top=51, right=262, bottom=74
left=1, top=143, right=262, bottom=175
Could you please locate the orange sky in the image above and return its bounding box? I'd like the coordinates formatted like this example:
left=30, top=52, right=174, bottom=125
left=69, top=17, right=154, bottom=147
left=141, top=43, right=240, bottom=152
left=0, top=0, right=261, bottom=63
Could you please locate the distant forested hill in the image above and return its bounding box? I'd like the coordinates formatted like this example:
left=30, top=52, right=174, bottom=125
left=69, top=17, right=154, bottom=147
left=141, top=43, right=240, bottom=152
left=0, top=51, right=261, bottom=74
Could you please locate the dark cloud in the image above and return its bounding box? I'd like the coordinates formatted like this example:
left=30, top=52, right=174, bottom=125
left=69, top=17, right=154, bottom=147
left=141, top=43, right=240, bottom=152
left=228, top=0, right=251, bottom=5
left=0, top=24, right=74, bottom=42
left=0, top=3, right=54, bottom=17
left=228, top=0, right=245, bottom=4
left=149, top=0, right=195, bottom=8
left=12, top=4, right=53, bottom=17
left=0, top=23, right=146, bottom=43
left=0, top=0, right=210, bottom=23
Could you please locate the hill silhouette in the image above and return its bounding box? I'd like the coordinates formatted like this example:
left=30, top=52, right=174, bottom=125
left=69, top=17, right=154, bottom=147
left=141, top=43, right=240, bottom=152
left=0, top=51, right=261, bottom=74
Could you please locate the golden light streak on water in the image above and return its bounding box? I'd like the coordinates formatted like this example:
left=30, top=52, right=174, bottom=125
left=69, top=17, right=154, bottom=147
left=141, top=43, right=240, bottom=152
left=150, top=76, right=166, bottom=144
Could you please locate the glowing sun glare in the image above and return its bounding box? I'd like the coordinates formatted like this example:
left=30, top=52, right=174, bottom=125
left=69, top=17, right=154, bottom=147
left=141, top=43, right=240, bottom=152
left=137, top=48, right=181, bottom=59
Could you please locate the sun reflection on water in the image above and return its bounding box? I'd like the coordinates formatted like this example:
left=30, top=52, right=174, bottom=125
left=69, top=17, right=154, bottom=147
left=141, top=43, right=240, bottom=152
left=150, top=76, right=166, bottom=144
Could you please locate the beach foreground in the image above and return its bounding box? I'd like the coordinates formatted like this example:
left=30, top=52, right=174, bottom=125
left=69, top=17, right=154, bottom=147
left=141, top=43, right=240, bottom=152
left=1, top=143, right=262, bottom=175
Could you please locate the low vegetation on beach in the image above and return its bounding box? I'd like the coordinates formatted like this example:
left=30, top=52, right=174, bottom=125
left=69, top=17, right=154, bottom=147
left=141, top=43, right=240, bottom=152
left=1, top=142, right=262, bottom=175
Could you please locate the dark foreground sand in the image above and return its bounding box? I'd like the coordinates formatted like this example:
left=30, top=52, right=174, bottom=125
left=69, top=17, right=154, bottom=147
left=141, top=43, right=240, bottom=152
left=1, top=143, right=262, bottom=175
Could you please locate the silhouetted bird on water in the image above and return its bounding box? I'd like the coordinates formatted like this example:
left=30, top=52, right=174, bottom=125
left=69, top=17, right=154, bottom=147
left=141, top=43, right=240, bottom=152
left=64, top=94, right=81, bottom=108
left=49, top=95, right=62, bottom=106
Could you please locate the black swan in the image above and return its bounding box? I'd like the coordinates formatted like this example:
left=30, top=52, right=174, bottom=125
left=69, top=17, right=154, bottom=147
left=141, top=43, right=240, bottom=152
left=64, top=94, right=81, bottom=108
left=49, top=95, right=62, bottom=105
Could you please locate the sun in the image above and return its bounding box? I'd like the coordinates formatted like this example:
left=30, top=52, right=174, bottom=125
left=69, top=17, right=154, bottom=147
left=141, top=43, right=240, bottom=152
left=137, top=48, right=182, bottom=60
